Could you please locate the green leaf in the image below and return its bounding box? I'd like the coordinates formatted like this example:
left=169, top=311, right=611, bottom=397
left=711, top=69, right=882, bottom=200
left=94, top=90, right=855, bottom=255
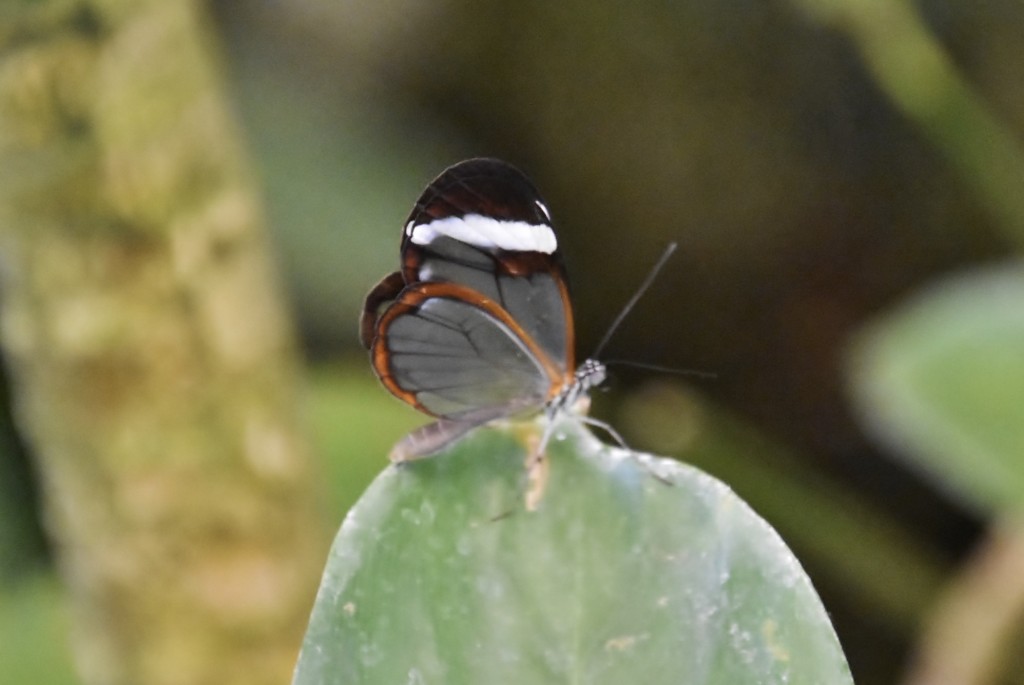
left=848, top=263, right=1024, bottom=513
left=294, top=420, right=851, bottom=684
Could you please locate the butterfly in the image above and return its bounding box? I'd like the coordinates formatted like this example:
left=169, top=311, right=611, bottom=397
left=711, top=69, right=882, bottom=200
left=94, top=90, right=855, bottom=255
left=359, top=158, right=611, bottom=463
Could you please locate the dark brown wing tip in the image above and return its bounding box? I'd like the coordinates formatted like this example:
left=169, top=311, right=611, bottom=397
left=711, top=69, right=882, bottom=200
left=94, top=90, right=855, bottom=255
left=409, top=158, right=551, bottom=227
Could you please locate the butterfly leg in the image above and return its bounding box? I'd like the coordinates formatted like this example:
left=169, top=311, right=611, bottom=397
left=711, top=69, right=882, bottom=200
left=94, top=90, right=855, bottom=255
left=575, top=414, right=627, bottom=450
left=570, top=415, right=675, bottom=487
left=523, top=418, right=563, bottom=511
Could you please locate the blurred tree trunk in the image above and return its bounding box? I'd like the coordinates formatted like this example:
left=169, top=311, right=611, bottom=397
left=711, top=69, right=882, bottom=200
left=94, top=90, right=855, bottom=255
left=0, top=2, right=325, bottom=685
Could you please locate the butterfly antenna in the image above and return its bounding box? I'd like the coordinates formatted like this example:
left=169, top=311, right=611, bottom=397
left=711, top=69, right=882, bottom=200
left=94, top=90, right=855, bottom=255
left=603, top=359, right=716, bottom=380
left=591, top=242, right=678, bottom=359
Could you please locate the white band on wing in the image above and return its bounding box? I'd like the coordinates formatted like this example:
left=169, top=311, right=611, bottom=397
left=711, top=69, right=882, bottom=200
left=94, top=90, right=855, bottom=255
left=407, top=214, right=557, bottom=254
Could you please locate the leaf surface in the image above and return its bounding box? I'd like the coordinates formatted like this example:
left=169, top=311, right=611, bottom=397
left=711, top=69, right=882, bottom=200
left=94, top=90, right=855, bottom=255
left=295, top=420, right=851, bottom=685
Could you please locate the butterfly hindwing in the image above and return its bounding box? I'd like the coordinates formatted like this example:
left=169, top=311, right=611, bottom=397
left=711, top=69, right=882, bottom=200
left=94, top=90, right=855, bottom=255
left=373, top=282, right=563, bottom=419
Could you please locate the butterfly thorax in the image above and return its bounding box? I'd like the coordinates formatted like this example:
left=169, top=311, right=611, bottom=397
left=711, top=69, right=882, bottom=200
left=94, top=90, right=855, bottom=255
left=546, top=358, right=606, bottom=419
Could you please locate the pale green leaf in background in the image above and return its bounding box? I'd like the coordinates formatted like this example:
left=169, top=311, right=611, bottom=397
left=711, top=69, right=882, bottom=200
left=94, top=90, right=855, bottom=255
left=848, top=262, right=1024, bottom=513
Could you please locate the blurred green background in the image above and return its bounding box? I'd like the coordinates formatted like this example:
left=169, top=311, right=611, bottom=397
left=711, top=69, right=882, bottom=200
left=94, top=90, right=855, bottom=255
left=3, top=1, right=1024, bottom=683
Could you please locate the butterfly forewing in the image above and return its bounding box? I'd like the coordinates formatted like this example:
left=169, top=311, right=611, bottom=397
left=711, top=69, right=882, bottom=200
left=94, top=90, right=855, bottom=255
left=399, top=159, right=575, bottom=376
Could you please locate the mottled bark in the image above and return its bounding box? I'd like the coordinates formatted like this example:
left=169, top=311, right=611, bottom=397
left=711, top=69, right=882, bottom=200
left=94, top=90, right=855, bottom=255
left=0, top=2, right=325, bottom=685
